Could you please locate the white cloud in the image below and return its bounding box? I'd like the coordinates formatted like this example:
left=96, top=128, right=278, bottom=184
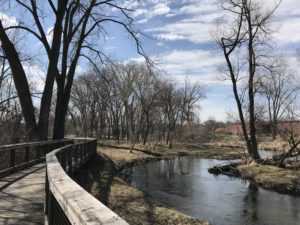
left=159, top=49, right=225, bottom=85
left=24, top=65, right=46, bottom=93
left=276, top=0, right=300, bottom=16
left=274, top=17, right=300, bottom=44
left=177, top=0, right=219, bottom=15
left=0, top=13, right=17, bottom=27
left=152, top=3, right=170, bottom=16
left=135, top=3, right=171, bottom=24
left=133, top=8, right=147, bottom=17
left=46, top=26, right=54, bottom=45
left=156, top=33, right=186, bottom=41
left=145, top=0, right=300, bottom=48
left=148, top=20, right=214, bottom=43
left=145, top=0, right=222, bottom=44
left=0, top=13, right=18, bottom=38
left=273, top=0, right=300, bottom=47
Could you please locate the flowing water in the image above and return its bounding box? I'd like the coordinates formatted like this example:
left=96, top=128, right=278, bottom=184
left=123, top=155, right=300, bottom=225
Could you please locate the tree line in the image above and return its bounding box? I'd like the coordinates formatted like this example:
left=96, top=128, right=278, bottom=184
left=67, top=62, right=207, bottom=148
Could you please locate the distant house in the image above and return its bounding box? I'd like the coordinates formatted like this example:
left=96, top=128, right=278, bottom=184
left=226, top=123, right=243, bottom=135
left=277, top=121, right=300, bottom=136
left=226, top=121, right=300, bottom=136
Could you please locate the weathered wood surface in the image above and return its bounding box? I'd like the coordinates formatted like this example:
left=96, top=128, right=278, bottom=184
left=0, top=163, right=45, bottom=225
left=0, top=139, right=73, bottom=178
left=46, top=140, right=129, bottom=225
left=0, top=138, right=129, bottom=225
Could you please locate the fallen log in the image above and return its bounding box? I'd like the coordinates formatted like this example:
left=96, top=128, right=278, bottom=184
left=208, top=162, right=240, bottom=176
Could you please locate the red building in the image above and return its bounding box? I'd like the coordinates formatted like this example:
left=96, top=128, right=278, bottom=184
left=226, top=121, right=300, bottom=136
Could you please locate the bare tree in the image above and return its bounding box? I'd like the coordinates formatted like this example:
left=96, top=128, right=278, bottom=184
left=271, top=103, right=300, bottom=167
left=0, top=0, right=146, bottom=140
left=258, top=56, right=300, bottom=139
left=159, top=80, right=181, bottom=148
left=68, top=61, right=208, bottom=148
left=214, top=0, right=281, bottom=161
left=179, top=77, right=207, bottom=136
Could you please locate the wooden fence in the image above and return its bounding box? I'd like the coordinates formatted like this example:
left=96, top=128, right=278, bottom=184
left=45, top=138, right=128, bottom=225
left=0, top=139, right=73, bottom=178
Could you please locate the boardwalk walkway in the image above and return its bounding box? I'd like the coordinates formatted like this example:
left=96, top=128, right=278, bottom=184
left=0, top=163, right=45, bottom=225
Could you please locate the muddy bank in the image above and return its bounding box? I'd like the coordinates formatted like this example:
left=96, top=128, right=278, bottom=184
left=209, top=162, right=300, bottom=195
left=75, top=147, right=210, bottom=225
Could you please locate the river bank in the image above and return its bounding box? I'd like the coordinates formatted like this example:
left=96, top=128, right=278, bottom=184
left=75, top=145, right=211, bottom=225
left=75, top=142, right=300, bottom=224
left=99, top=141, right=243, bottom=161
left=209, top=161, right=300, bottom=195
left=104, top=140, right=300, bottom=195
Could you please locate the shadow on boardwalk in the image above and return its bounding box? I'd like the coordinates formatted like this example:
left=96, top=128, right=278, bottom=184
left=0, top=163, right=45, bottom=225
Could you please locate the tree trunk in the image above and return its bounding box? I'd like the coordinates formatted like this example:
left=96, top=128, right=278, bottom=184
left=38, top=1, right=68, bottom=140
left=271, top=119, right=278, bottom=139
left=0, top=22, right=38, bottom=140
left=247, top=6, right=260, bottom=161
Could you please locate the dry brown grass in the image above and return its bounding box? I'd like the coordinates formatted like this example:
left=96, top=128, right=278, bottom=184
left=258, top=137, right=289, bottom=151
left=109, top=177, right=210, bottom=225
left=207, top=134, right=290, bottom=152
left=100, top=147, right=154, bottom=166
left=237, top=164, right=300, bottom=189
left=99, top=140, right=243, bottom=160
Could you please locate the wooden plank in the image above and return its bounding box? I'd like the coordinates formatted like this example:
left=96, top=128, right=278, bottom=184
left=0, top=163, right=46, bottom=225
left=46, top=141, right=128, bottom=225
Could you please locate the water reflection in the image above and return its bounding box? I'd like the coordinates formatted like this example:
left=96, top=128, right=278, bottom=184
left=123, top=156, right=300, bottom=225
left=242, top=183, right=259, bottom=222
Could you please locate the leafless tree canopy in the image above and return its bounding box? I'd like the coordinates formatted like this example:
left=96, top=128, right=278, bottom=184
left=257, top=55, right=300, bottom=139
left=214, top=0, right=281, bottom=161
left=0, top=0, right=148, bottom=141
left=67, top=62, right=207, bottom=148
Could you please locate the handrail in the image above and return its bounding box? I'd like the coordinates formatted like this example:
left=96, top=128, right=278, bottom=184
left=0, top=139, right=71, bottom=150
left=45, top=138, right=128, bottom=225
left=0, top=139, right=73, bottom=178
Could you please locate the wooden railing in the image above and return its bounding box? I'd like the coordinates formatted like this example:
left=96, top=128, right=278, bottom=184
left=0, top=139, right=73, bottom=178
left=45, top=138, right=128, bottom=225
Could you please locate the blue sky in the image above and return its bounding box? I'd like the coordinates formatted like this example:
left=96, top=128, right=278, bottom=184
left=1, top=0, right=299, bottom=122
left=101, top=0, right=300, bottom=121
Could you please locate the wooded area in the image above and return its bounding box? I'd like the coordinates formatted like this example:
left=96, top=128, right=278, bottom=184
left=0, top=0, right=299, bottom=164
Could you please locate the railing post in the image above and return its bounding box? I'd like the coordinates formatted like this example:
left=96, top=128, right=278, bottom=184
left=45, top=169, right=49, bottom=215
left=74, top=145, right=79, bottom=172
left=94, top=140, right=97, bottom=155
left=25, top=146, right=29, bottom=163
left=48, top=191, right=54, bottom=225
left=10, top=148, right=15, bottom=168
left=78, top=144, right=82, bottom=167
left=61, top=150, right=67, bottom=171
left=83, top=142, right=86, bottom=164
left=41, top=144, right=47, bottom=158
left=67, top=147, right=73, bottom=175
left=36, top=145, right=40, bottom=160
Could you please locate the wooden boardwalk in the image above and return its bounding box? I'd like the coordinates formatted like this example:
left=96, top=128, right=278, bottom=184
left=0, top=163, right=45, bottom=225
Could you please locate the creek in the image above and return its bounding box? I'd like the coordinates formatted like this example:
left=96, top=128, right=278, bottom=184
left=123, top=155, right=300, bottom=225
